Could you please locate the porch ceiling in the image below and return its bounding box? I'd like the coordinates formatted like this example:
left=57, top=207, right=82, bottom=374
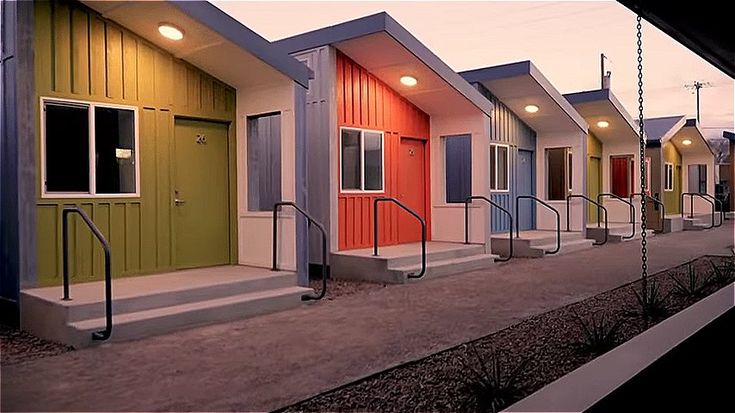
left=461, top=61, right=588, bottom=135
left=668, top=124, right=712, bottom=157
left=334, top=32, right=480, bottom=117
left=80, top=1, right=309, bottom=89
left=565, top=94, right=639, bottom=145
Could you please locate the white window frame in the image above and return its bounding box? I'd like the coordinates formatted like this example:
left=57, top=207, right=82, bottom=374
left=339, top=126, right=385, bottom=193
left=489, top=143, right=510, bottom=193
left=664, top=162, right=674, bottom=192
left=40, top=97, right=140, bottom=199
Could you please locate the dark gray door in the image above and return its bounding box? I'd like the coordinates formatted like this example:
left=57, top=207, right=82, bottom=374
left=517, top=149, right=535, bottom=230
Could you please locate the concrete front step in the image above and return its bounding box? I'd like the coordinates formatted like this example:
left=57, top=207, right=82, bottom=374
left=20, top=266, right=311, bottom=348
left=491, top=231, right=594, bottom=258
left=68, top=286, right=311, bottom=348
left=331, top=242, right=496, bottom=284
left=586, top=226, right=655, bottom=244
left=388, top=254, right=498, bottom=283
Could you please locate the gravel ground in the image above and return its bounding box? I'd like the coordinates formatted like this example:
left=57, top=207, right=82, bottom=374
left=309, top=278, right=389, bottom=300
left=283, top=255, right=734, bottom=413
left=0, top=325, right=74, bottom=366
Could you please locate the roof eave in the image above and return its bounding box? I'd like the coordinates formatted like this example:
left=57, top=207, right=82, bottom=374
left=172, top=1, right=311, bottom=88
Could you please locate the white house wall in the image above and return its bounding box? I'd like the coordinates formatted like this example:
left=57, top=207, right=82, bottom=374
left=536, top=131, right=587, bottom=232
left=237, top=79, right=298, bottom=270
left=430, top=112, right=492, bottom=248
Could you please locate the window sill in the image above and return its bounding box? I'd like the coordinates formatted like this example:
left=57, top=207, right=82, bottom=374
left=40, top=193, right=141, bottom=200
left=434, top=203, right=481, bottom=209
left=240, top=211, right=295, bottom=219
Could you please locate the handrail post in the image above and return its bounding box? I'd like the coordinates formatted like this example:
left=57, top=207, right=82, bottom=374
left=516, top=195, right=560, bottom=254
left=271, top=201, right=329, bottom=300
left=373, top=198, right=426, bottom=277
left=61, top=207, right=113, bottom=341
left=567, top=194, right=608, bottom=245
left=272, top=203, right=279, bottom=271
left=373, top=198, right=379, bottom=256
left=465, top=196, right=513, bottom=262
left=565, top=196, right=570, bottom=232
left=464, top=200, right=470, bottom=245
left=62, top=210, right=71, bottom=301
left=597, top=193, right=636, bottom=240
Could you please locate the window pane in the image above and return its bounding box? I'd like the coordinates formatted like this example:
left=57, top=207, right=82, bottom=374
left=95, top=107, right=136, bottom=194
left=489, top=145, right=497, bottom=190
left=45, top=103, right=89, bottom=192
left=445, top=135, right=471, bottom=203
left=547, top=148, right=567, bottom=200
left=363, top=132, right=383, bottom=191
left=247, top=113, right=282, bottom=211
left=341, top=129, right=361, bottom=190
left=497, top=146, right=508, bottom=191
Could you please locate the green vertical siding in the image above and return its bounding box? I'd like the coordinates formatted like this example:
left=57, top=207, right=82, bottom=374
left=34, top=0, right=238, bottom=286
left=662, top=142, right=682, bottom=214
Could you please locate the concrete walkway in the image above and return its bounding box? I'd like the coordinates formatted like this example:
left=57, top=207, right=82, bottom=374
left=3, top=224, right=733, bottom=412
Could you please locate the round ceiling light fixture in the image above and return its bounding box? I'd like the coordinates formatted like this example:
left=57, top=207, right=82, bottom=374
left=682, top=139, right=692, bottom=145
left=400, top=75, right=418, bottom=87
left=158, top=23, right=184, bottom=41
left=596, top=120, right=610, bottom=128
left=524, top=104, right=539, bottom=113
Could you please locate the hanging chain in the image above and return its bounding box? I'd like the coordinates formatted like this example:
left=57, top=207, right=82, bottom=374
left=636, top=16, right=648, bottom=286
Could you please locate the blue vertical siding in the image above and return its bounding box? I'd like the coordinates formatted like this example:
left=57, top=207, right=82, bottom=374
left=474, top=83, right=537, bottom=233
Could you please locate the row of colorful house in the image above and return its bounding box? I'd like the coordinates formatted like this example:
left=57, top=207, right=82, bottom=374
left=0, top=1, right=725, bottom=345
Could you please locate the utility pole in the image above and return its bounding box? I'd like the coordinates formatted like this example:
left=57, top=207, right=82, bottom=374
left=684, top=81, right=713, bottom=122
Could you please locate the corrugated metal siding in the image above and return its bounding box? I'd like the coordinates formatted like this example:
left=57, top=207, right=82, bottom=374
left=294, top=46, right=333, bottom=264
left=475, top=83, right=536, bottom=232
left=337, top=52, right=430, bottom=250
left=34, top=0, right=237, bottom=285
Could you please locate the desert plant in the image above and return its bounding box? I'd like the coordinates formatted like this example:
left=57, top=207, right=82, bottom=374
left=458, top=344, right=530, bottom=413
left=707, top=257, right=735, bottom=286
left=572, top=310, right=622, bottom=355
left=669, top=263, right=709, bottom=300
left=631, top=279, right=669, bottom=323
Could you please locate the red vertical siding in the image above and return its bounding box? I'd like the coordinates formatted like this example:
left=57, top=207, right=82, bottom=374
left=336, top=52, right=431, bottom=250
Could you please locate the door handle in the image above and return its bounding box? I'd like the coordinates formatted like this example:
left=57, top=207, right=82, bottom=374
left=174, top=190, right=185, bottom=206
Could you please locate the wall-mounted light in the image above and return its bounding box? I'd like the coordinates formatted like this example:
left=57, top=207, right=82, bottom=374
left=158, top=23, right=184, bottom=41
left=524, top=104, right=539, bottom=113
left=400, top=75, right=418, bottom=87
left=682, top=139, right=692, bottom=146
left=596, top=120, right=610, bottom=128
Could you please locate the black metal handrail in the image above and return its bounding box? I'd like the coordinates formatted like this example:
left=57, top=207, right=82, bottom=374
left=515, top=195, right=560, bottom=254
left=374, top=197, right=426, bottom=278
left=597, top=193, right=635, bottom=240
left=62, top=207, right=112, bottom=341
left=566, top=194, right=608, bottom=245
left=272, top=202, right=328, bottom=301
left=464, top=196, right=512, bottom=262
left=631, top=192, right=666, bottom=232
left=680, top=193, right=715, bottom=229
left=699, top=193, right=725, bottom=227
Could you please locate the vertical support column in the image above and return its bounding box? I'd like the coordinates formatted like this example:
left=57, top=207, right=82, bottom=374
left=0, top=0, right=36, bottom=325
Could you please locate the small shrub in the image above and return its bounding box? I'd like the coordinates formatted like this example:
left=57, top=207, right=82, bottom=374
left=669, top=263, right=709, bottom=300
left=631, top=279, right=669, bottom=323
left=707, top=257, right=735, bottom=286
left=458, top=345, right=530, bottom=413
left=572, top=310, right=622, bottom=355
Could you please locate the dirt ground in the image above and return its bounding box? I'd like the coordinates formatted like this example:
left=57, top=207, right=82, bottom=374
left=2, top=223, right=733, bottom=412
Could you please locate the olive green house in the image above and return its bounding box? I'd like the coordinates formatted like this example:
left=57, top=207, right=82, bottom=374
left=1, top=0, right=314, bottom=346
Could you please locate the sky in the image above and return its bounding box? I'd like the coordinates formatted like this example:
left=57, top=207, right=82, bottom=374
left=214, top=0, right=734, bottom=143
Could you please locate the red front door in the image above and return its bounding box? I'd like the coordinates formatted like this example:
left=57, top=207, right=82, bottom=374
left=398, top=137, right=427, bottom=243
